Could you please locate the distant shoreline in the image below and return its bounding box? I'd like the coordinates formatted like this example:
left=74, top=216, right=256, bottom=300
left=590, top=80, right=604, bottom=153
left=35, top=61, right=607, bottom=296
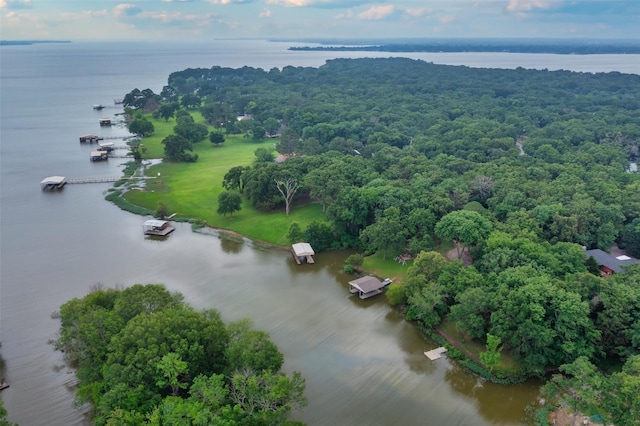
left=289, top=43, right=640, bottom=55
left=0, top=40, right=71, bottom=46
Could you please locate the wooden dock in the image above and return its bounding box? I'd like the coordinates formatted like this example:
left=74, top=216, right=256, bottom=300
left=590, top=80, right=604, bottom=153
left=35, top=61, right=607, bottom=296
left=65, top=176, right=156, bottom=184
left=424, top=347, right=447, bottom=360
left=79, top=134, right=136, bottom=143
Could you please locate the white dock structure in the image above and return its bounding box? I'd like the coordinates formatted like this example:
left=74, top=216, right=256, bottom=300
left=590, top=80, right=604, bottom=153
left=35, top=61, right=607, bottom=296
left=40, top=176, right=67, bottom=190
left=143, top=219, right=175, bottom=236
left=424, top=347, right=448, bottom=360
left=291, top=242, right=315, bottom=264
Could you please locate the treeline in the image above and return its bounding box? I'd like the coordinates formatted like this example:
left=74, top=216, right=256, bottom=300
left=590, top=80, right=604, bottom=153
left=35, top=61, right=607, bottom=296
left=52, top=284, right=306, bottom=425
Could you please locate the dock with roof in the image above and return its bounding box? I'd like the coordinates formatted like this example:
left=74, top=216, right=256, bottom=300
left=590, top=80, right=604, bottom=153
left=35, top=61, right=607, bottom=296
left=291, top=242, right=315, bottom=264
left=348, top=276, right=392, bottom=299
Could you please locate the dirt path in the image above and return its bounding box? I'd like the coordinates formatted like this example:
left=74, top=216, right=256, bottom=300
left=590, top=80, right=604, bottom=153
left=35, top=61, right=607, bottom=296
left=446, top=247, right=473, bottom=265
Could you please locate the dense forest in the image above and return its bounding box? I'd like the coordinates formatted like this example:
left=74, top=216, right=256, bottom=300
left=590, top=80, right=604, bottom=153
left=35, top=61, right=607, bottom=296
left=123, top=58, right=640, bottom=424
left=52, top=284, right=306, bottom=425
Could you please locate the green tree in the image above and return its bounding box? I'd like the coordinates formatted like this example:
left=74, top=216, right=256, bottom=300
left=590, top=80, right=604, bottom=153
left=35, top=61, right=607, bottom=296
left=343, top=253, right=364, bottom=274
left=286, top=222, right=303, bottom=244
left=181, top=93, right=201, bottom=109
left=174, top=121, right=208, bottom=144
left=254, top=147, right=275, bottom=163
left=0, top=390, right=18, bottom=426
left=225, top=319, right=284, bottom=374
left=155, top=352, right=189, bottom=396
left=162, top=134, right=197, bottom=162
left=228, top=369, right=307, bottom=423
left=303, top=221, right=335, bottom=251
left=385, top=283, right=406, bottom=306
left=209, top=131, right=225, bottom=146
left=222, top=166, right=248, bottom=194
left=479, top=333, right=502, bottom=372
left=217, top=191, right=242, bottom=217
left=435, top=210, right=493, bottom=259
left=128, top=118, right=155, bottom=136
left=158, top=103, right=177, bottom=121
left=621, top=218, right=640, bottom=258
left=360, top=206, right=407, bottom=260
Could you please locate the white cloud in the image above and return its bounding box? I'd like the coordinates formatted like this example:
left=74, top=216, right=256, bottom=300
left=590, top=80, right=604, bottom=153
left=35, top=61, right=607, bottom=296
left=208, top=0, right=252, bottom=4
left=259, top=8, right=271, bottom=17
left=265, top=0, right=366, bottom=7
left=335, top=9, right=353, bottom=19
left=114, top=4, right=142, bottom=18
left=404, top=8, right=432, bottom=18
left=357, top=5, right=394, bottom=20
left=0, top=0, right=32, bottom=9
left=504, top=0, right=557, bottom=13
left=266, top=0, right=311, bottom=6
left=83, top=9, right=109, bottom=18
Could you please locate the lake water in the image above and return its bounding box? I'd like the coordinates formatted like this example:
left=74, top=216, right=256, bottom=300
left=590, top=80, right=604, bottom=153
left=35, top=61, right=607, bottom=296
left=1, top=40, right=638, bottom=426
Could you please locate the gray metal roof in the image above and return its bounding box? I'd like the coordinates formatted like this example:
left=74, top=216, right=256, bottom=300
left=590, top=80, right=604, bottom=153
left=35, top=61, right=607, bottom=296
left=585, top=249, right=639, bottom=273
left=349, top=276, right=384, bottom=293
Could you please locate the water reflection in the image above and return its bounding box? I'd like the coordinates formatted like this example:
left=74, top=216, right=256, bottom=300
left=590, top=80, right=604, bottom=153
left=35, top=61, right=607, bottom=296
left=219, top=236, right=244, bottom=254
left=445, top=362, right=540, bottom=425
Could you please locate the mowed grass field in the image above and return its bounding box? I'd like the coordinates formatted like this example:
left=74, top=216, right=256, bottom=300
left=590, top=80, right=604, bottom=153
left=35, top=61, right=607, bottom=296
left=123, top=113, right=325, bottom=246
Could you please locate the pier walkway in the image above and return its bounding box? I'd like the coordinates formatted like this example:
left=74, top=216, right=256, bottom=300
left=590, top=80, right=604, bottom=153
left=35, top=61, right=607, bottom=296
left=66, top=176, right=156, bottom=184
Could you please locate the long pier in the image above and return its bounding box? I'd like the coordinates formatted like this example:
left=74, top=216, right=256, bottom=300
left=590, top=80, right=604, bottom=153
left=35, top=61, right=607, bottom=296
left=66, top=176, right=156, bottom=184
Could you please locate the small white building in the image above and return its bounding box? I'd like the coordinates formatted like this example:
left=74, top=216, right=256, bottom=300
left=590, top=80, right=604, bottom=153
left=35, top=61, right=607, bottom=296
left=291, top=242, right=315, bottom=264
left=40, top=176, right=66, bottom=190
left=143, top=219, right=175, bottom=236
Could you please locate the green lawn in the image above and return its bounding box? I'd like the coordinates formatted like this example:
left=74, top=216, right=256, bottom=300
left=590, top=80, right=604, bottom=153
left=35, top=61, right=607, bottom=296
left=123, top=114, right=325, bottom=246
left=439, top=318, right=521, bottom=374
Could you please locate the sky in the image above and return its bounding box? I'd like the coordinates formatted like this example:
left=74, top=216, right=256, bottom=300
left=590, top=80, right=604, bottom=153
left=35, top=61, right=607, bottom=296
left=1, top=0, right=638, bottom=42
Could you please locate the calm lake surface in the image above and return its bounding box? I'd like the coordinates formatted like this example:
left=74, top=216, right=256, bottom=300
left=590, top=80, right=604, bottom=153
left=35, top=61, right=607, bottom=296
left=1, top=40, right=638, bottom=426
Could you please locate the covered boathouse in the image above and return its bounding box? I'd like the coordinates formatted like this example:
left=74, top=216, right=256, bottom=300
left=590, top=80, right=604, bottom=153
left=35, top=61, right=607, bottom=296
left=142, top=219, right=175, bottom=236
left=291, top=242, right=315, bottom=264
left=79, top=134, right=101, bottom=143
left=348, top=276, right=392, bottom=299
left=40, top=176, right=66, bottom=190
left=90, top=151, right=109, bottom=161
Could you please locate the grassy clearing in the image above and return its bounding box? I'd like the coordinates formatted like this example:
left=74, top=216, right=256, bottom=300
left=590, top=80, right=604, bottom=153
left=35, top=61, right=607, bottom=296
left=122, top=113, right=325, bottom=246
left=361, top=252, right=412, bottom=282
left=439, top=318, right=521, bottom=374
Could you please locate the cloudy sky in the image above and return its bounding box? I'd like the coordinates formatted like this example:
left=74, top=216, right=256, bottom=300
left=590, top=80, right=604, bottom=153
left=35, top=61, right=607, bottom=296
left=1, top=0, right=638, bottom=41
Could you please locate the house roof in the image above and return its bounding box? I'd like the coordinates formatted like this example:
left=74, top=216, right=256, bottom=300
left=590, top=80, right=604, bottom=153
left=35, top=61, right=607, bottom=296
left=143, top=219, right=168, bottom=228
left=40, top=176, right=66, bottom=186
left=292, top=242, right=314, bottom=257
left=585, top=249, right=639, bottom=273
left=348, top=276, right=384, bottom=293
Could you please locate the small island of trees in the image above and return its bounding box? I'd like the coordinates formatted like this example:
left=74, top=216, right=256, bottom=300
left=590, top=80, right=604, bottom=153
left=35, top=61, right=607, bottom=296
left=52, top=284, right=306, bottom=425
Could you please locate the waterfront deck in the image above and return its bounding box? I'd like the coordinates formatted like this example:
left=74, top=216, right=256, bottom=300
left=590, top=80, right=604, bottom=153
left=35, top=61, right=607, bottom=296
left=424, top=347, right=447, bottom=360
